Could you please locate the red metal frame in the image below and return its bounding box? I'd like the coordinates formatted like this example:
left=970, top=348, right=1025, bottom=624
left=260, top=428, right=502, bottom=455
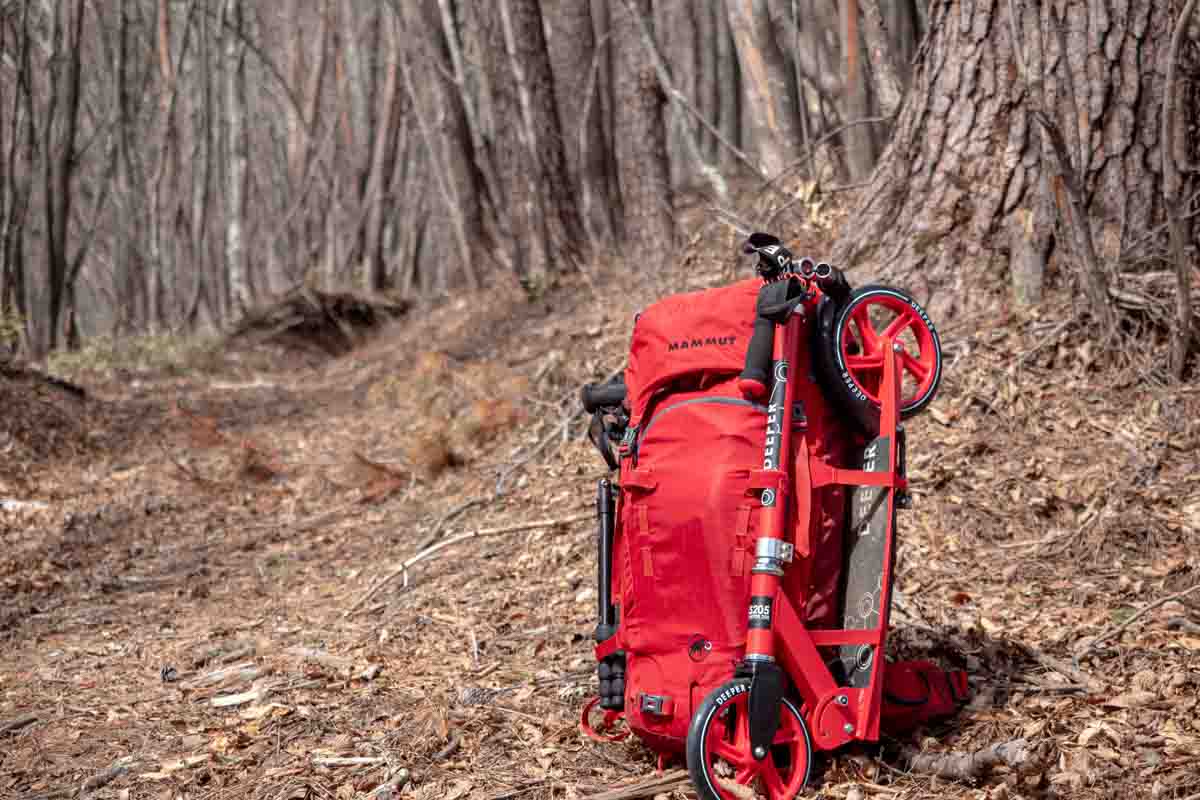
left=739, top=298, right=907, bottom=752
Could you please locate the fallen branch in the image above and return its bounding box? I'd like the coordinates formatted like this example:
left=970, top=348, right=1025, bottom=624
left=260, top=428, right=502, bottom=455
left=582, top=770, right=691, bottom=800
left=1016, top=642, right=1103, bottom=690
left=286, top=646, right=353, bottom=672
left=416, top=497, right=485, bottom=552
left=313, top=756, right=387, bottom=767
left=181, top=660, right=260, bottom=690
left=433, top=733, right=460, bottom=761
left=369, top=769, right=411, bottom=799
left=0, top=713, right=37, bottom=736
left=1167, top=616, right=1200, bottom=635
left=1078, top=582, right=1200, bottom=658
left=80, top=757, right=136, bottom=796
left=345, top=513, right=591, bottom=616
left=903, top=738, right=1030, bottom=781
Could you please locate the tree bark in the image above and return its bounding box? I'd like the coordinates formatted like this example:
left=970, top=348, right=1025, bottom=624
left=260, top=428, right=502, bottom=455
left=544, top=0, right=615, bottom=243
left=839, top=0, right=882, bottom=181
left=833, top=0, right=1190, bottom=325
left=402, top=0, right=484, bottom=289
left=695, top=2, right=721, bottom=162
left=714, top=0, right=742, bottom=168
left=40, top=0, right=86, bottom=354
left=1, top=0, right=34, bottom=350
left=726, top=0, right=803, bottom=176
left=612, top=0, right=674, bottom=251
left=223, top=0, right=251, bottom=316
left=489, top=0, right=585, bottom=285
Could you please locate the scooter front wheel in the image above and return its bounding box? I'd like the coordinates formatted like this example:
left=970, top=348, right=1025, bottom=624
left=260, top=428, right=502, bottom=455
left=686, top=679, right=813, bottom=800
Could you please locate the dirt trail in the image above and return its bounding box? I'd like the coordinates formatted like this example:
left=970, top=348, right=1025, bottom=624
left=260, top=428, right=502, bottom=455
left=2, top=264, right=1199, bottom=800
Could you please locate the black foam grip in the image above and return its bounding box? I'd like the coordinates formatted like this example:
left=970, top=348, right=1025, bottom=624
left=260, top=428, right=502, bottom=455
left=581, top=381, right=626, bottom=413
left=739, top=315, right=775, bottom=399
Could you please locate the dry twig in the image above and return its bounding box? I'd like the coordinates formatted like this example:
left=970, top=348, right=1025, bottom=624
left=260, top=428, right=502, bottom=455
left=1077, top=582, right=1200, bottom=658
left=582, top=770, right=691, bottom=800
left=345, top=513, right=591, bottom=616
left=0, top=713, right=37, bottom=735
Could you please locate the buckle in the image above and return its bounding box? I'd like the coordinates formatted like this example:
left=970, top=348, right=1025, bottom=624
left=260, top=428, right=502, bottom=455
left=639, top=693, right=674, bottom=716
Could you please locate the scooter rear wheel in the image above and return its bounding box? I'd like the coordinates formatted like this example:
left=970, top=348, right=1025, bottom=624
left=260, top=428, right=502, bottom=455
left=686, top=679, right=812, bottom=800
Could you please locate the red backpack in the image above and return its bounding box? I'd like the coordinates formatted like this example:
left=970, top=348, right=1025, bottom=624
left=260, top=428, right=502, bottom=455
left=580, top=273, right=966, bottom=763
left=587, top=279, right=853, bottom=752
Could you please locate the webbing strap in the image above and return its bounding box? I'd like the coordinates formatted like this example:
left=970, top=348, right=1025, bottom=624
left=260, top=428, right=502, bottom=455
left=622, top=468, right=657, bottom=491
left=638, top=506, right=653, bottom=577
left=732, top=505, right=753, bottom=577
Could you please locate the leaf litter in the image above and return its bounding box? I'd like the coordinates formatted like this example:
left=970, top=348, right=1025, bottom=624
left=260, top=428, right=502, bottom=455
left=0, top=249, right=1198, bottom=800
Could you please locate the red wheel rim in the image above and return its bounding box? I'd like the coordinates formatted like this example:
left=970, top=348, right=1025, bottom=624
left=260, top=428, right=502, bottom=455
left=840, top=293, right=938, bottom=409
left=700, top=694, right=810, bottom=800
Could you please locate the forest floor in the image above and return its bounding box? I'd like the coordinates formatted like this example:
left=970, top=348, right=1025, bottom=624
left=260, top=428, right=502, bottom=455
left=2, top=224, right=1199, bottom=800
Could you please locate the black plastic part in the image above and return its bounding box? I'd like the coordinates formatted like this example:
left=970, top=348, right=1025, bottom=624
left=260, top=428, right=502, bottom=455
left=588, top=413, right=620, bottom=471
left=747, top=662, right=786, bottom=761
left=815, top=265, right=852, bottom=304
left=598, top=652, right=626, bottom=710
left=739, top=315, right=775, bottom=392
left=595, top=479, right=617, bottom=639
left=739, top=278, right=812, bottom=394
left=581, top=379, right=627, bottom=413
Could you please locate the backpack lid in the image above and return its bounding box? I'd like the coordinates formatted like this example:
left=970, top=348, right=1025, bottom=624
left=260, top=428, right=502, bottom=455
left=624, top=278, right=760, bottom=422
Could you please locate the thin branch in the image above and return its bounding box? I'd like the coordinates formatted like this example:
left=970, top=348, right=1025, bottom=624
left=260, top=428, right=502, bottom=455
left=1077, top=582, right=1200, bottom=659
left=345, top=513, right=591, bottom=616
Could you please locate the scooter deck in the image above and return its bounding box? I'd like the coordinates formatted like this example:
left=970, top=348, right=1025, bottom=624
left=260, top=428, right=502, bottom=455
left=836, top=433, right=895, bottom=687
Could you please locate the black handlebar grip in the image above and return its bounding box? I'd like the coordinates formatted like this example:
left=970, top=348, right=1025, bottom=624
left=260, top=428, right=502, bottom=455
left=581, top=381, right=627, bottom=413
left=738, top=315, right=774, bottom=400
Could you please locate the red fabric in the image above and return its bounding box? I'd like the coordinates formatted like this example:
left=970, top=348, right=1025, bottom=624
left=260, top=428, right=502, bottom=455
left=881, top=660, right=970, bottom=734
left=624, top=278, right=761, bottom=425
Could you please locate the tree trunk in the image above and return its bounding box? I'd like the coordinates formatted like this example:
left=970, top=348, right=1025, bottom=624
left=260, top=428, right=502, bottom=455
left=486, top=0, right=585, bottom=286
left=726, top=0, right=803, bottom=176
left=839, top=0, right=881, bottom=181
left=880, top=0, right=921, bottom=95
left=612, top=0, right=674, bottom=251
left=832, top=0, right=1190, bottom=325
left=544, top=0, right=615, bottom=243
left=696, top=2, right=721, bottom=162
left=715, top=0, right=742, bottom=168
left=40, top=0, right=85, bottom=354
left=223, top=0, right=251, bottom=316
left=1, top=1, right=34, bottom=352
left=404, top=0, right=484, bottom=289
left=363, top=9, right=402, bottom=292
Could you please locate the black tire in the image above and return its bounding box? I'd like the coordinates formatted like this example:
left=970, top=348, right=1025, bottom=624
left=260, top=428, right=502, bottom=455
left=686, top=679, right=813, bottom=800
left=813, top=285, right=942, bottom=435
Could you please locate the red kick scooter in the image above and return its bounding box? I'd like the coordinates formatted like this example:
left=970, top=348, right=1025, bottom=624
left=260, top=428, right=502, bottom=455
left=684, top=237, right=955, bottom=800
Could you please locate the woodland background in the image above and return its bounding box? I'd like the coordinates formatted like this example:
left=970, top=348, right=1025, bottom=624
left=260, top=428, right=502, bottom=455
left=2, top=0, right=1197, bottom=369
